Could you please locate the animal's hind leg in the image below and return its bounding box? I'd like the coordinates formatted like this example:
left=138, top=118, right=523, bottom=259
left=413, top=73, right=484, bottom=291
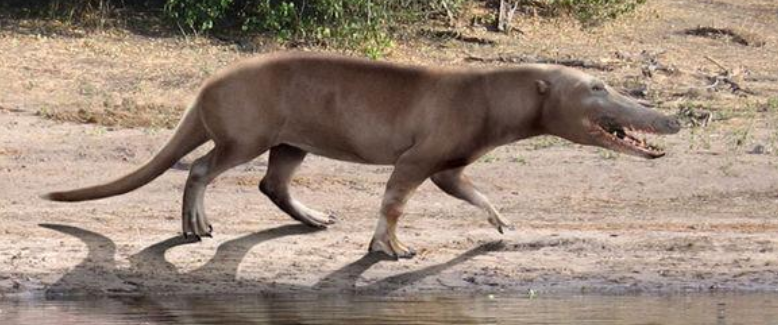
left=259, top=144, right=336, bottom=229
left=182, top=144, right=263, bottom=238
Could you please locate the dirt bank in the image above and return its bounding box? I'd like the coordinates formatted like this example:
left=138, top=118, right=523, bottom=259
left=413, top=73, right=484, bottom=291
left=1, top=0, right=778, bottom=297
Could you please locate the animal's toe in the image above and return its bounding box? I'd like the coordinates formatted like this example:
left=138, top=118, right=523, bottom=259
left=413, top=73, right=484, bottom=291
left=201, top=224, right=214, bottom=237
left=367, top=239, right=398, bottom=259
left=308, top=220, right=330, bottom=229
left=292, top=214, right=330, bottom=229
left=398, top=248, right=417, bottom=259
left=183, top=233, right=202, bottom=242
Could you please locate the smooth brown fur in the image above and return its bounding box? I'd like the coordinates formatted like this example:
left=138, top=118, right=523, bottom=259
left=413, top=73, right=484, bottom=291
left=45, top=52, right=679, bottom=259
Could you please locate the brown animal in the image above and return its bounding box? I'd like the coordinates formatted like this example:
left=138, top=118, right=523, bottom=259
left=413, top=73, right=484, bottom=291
left=45, top=52, right=681, bottom=259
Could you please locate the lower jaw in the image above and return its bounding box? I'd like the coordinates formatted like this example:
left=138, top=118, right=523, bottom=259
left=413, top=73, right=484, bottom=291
left=624, top=148, right=664, bottom=159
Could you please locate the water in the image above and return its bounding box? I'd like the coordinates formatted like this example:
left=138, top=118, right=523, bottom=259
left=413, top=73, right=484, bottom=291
left=2, top=294, right=778, bottom=325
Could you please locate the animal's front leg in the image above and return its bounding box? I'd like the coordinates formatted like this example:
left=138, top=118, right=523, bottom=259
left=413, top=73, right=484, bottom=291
left=369, top=160, right=431, bottom=259
left=431, top=167, right=513, bottom=234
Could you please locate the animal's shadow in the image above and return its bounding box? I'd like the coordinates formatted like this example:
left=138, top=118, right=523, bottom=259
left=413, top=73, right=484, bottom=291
left=37, top=223, right=521, bottom=324
left=40, top=223, right=505, bottom=296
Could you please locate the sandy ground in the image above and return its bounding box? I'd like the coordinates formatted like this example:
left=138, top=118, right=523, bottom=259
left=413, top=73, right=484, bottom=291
left=2, top=0, right=778, bottom=297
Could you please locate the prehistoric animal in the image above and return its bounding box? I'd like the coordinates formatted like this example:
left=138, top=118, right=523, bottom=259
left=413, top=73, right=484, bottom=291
left=45, top=52, right=681, bottom=259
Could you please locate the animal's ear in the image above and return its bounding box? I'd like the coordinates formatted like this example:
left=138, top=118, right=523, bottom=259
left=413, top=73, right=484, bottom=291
left=535, top=80, right=550, bottom=95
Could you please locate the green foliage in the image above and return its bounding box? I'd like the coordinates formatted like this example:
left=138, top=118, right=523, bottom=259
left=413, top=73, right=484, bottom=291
left=13, top=0, right=117, bottom=27
left=766, top=97, right=778, bottom=113
left=164, top=0, right=233, bottom=33
left=161, top=0, right=465, bottom=57
left=243, top=0, right=393, bottom=55
left=3, top=0, right=644, bottom=54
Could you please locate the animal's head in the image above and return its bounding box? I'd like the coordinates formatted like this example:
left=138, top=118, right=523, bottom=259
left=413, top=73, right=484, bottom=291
left=537, top=67, right=681, bottom=159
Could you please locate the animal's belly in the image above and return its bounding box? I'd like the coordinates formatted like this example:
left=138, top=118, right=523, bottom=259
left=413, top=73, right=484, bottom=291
left=291, top=144, right=377, bottom=164
left=275, top=106, right=415, bottom=165
left=281, top=134, right=402, bottom=165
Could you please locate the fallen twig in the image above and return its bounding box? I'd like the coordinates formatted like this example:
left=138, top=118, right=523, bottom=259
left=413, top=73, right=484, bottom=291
left=720, top=77, right=755, bottom=95
left=498, top=0, right=520, bottom=33
left=703, top=55, right=729, bottom=72
left=685, top=26, right=766, bottom=47
left=420, top=29, right=496, bottom=45
left=697, top=56, right=755, bottom=96
left=617, top=50, right=679, bottom=77
left=677, top=106, right=713, bottom=128
left=440, top=0, right=456, bottom=26
left=465, top=54, right=614, bottom=71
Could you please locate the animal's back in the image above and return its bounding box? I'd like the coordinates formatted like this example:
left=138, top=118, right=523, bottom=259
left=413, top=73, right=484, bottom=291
left=203, top=52, right=449, bottom=164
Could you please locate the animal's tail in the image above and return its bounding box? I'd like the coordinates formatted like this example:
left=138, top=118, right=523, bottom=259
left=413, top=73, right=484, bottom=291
left=43, top=102, right=209, bottom=202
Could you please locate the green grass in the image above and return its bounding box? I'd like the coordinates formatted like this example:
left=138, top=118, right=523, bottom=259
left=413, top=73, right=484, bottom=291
left=164, top=0, right=466, bottom=58
left=597, top=148, right=618, bottom=160
left=509, top=155, right=528, bottom=165
left=765, top=97, right=778, bottom=113
left=526, top=136, right=570, bottom=150
left=479, top=153, right=499, bottom=163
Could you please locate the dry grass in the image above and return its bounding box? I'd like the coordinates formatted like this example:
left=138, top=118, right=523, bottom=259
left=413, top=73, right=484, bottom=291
left=0, top=27, right=252, bottom=128
left=38, top=99, right=185, bottom=129
left=1, top=0, right=777, bottom=153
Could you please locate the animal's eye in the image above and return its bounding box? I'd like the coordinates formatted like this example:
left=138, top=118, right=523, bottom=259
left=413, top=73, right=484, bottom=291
left=592, top=84, right=605, bottom=92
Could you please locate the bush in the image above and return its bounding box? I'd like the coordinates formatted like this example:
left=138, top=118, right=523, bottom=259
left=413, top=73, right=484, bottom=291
left=162, top=0, right=465, bottom=57
left=0, top=0, right=114, bottom=27
left=164, top=0, right=233, bottom=32
left=1, top=1, right=644, bottom=56
left=0, top=1, right=169, bottom=28
left=242, top=0, right=393, bottom=57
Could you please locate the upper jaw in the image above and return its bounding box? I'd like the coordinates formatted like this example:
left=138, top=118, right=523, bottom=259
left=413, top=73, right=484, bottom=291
left=590, top=117, right=667, bottom=159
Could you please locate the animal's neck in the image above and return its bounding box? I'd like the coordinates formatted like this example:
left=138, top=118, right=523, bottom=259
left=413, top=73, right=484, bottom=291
left=482, top=76, right=545, bottom=145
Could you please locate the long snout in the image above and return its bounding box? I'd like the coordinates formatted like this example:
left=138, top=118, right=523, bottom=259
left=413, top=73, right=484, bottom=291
left=612, top=93, right=681, bottom=134
left=651, top=115, right=681, bottom=134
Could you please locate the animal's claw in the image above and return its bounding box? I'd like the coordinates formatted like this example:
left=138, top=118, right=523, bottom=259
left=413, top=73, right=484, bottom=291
left=488, top=214, right=513, bottom=234
left=368, top=247, right=415, bottom=260
left=182, top=232, right=202, bottom=242
left=303, top=219, right=329, bottom=229
left=397, top=247, right=416, bottom=259
left=368, top=236, right=415, bottom=260
left=295, top=212, right=336, bottom=229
